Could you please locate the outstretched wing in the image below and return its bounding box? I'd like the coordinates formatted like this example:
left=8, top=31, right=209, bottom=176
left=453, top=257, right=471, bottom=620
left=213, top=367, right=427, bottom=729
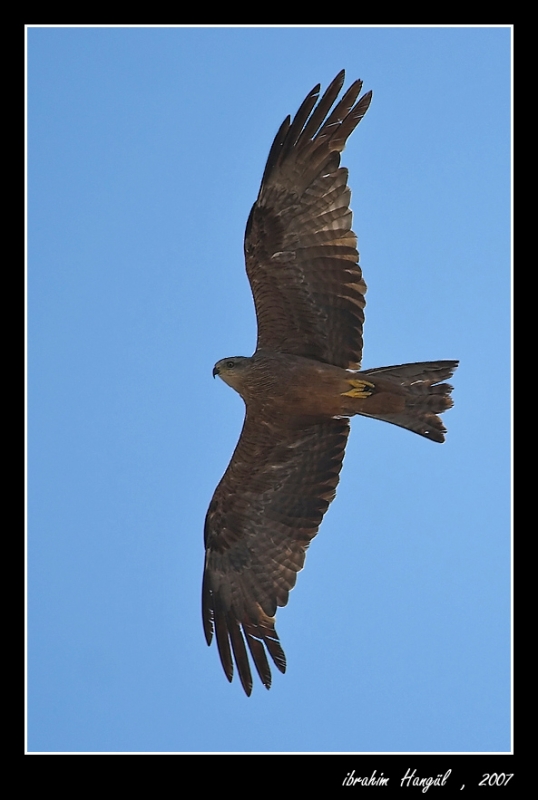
left=203, top=412, right=349, bottom=695
left=245, top=70, right=372, bottom=370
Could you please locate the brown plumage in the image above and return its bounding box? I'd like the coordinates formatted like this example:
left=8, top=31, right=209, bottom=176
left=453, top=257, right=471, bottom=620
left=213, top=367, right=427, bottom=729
left=203, top=72, right=458, bottom=696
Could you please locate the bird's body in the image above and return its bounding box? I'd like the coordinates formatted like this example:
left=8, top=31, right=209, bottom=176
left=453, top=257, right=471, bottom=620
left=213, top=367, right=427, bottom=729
left=215, top=352, right=357, bottom=420
left=202, top=72, right=458, bottom=695
left=213, top=353, right=455, bottom=433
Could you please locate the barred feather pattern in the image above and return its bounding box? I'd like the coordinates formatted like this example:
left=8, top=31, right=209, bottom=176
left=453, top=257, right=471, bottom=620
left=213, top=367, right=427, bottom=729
left=245, top=70, right=372, bottom=370
left=203, top=414, right=349, bottom=695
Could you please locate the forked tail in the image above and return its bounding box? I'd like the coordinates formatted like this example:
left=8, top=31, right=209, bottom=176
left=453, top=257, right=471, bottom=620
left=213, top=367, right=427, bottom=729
left=358, top=360, right=458, bottom=443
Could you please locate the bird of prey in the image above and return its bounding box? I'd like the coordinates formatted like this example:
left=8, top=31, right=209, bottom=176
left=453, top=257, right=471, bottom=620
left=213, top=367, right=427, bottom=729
left=202, top=71, right=457, bottom=696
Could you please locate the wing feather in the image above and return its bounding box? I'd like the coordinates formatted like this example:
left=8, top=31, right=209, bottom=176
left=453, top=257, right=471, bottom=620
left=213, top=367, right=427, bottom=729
left=203, top=412, right=349, bottom=692
left=245, top=72, right=371, bottom=369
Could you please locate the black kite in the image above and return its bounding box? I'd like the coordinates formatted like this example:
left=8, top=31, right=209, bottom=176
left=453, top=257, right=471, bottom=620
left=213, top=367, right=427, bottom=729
left=202, top=72, right=458, bottom=695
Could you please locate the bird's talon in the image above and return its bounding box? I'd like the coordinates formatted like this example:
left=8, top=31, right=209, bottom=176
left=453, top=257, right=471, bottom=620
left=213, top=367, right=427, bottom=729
left=341, top=379, right=375, bottom=399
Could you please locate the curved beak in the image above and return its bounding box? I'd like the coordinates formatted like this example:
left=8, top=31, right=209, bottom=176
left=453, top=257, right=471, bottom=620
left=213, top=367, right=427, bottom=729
left=212, top=365, right=219, bottom=379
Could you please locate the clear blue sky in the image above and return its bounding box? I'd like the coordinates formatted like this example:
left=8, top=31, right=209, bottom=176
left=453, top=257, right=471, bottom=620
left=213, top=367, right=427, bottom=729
left=28, top=26, right=511, bottom=753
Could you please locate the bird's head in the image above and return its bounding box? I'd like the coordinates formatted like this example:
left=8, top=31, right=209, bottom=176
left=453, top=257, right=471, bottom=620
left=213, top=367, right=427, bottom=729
left=212, top=356, right=252, bottom=392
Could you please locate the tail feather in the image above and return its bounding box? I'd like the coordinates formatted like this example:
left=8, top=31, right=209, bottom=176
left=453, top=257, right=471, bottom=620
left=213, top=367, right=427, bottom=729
left=359, top=360, right=458, bottom=443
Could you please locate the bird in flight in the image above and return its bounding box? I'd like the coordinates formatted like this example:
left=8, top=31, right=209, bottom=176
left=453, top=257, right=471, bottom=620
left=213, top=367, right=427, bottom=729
left=202, top=71, right=458, bottom=695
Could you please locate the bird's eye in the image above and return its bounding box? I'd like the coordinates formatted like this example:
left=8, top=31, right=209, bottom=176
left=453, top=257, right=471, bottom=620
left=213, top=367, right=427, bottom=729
left=226, top=360, right=235, bottom=369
